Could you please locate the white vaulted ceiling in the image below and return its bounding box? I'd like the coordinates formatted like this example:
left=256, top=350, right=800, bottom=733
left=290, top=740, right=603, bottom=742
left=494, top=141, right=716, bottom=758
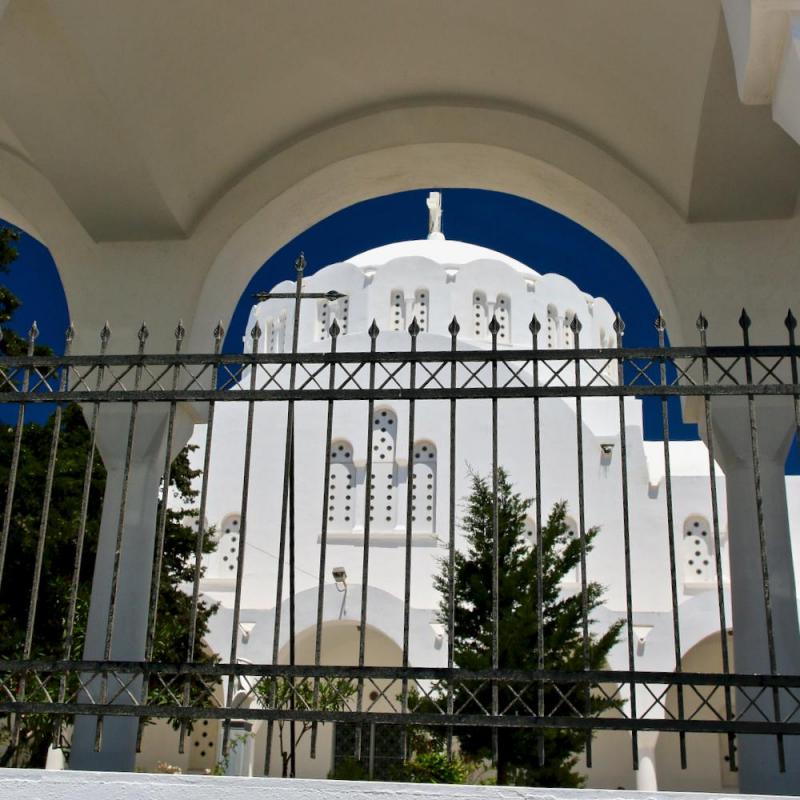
left=0, top=0, right=798, bottom=243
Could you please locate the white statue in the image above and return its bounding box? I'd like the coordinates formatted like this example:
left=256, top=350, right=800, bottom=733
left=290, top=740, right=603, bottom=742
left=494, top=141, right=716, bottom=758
left=426, top=191, right=443, bottom=238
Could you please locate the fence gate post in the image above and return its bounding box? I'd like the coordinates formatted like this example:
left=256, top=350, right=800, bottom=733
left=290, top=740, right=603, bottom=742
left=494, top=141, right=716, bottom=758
left=709, top=397, right=800, bottom=794
left=70, top=404, right=195, bottom=771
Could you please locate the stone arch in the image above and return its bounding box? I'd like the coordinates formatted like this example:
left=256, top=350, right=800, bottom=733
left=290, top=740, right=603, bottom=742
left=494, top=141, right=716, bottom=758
left=188, top=109, right=681, bottom=351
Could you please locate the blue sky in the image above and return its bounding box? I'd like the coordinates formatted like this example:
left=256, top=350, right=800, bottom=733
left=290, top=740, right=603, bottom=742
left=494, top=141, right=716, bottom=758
left=2, top=188, right=798, bottom=469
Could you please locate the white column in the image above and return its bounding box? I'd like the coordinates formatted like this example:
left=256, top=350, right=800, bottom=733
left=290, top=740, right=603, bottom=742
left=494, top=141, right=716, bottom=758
left=222, top=721, right=255, bottom=777
left=635, top=733, right=658, bottom=792
left=709, top=398, right=800, bottom=794
left=70, top=404, right=194, bottom=772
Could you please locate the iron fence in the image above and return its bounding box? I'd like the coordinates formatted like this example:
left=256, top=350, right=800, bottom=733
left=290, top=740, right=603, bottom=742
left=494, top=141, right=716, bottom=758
left=1, top=274, right=800, bottom=780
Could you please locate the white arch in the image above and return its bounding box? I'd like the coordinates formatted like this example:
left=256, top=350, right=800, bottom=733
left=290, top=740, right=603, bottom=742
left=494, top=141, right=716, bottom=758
left=187, top=106, right=681, bottom=350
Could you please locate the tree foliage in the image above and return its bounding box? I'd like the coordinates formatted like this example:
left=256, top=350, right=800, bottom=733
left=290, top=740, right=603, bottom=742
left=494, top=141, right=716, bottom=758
left=254, top=676, right=355, bottom=778
left=432, top=468, right=622, bottom=786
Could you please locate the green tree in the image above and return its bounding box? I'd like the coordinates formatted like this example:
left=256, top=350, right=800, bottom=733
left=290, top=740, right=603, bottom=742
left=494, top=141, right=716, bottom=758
left=0, top=226, right=218, bottom=766
left=254, top=676, right=355, bottom=778
left=432, top=468, right=622, bottom=787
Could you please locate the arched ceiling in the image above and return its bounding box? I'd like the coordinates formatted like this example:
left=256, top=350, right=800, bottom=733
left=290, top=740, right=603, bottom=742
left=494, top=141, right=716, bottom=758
left=0, top=0, right=798, bottom=242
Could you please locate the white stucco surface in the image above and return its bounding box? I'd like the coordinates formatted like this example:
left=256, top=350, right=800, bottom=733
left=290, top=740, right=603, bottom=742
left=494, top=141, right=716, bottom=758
left=0, top=770, right=782, bottom=800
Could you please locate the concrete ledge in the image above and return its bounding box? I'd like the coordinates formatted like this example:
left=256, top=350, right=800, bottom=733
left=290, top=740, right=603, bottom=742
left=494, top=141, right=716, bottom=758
left=0, top=770, right=778, bottom=800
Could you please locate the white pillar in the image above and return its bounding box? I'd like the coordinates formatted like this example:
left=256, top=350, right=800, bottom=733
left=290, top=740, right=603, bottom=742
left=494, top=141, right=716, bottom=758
left=709, top=398, right=800, bottom=794
left=222, top=721, right=254, bottom=777
left=70, top=404, right=194, bottom=772
left=635, top=733, right=658, bottom=792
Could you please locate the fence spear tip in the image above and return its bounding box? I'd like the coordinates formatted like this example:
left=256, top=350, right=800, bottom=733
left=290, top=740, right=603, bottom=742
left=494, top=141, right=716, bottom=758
left=174, top=320, right=186, bottom=341
left=368, top=319, right=380, bottom=339
left=696, top=312, right=708, bottom=331
left=488, top=314, right=500, bottom=336
left=329, top=319, right=341, bottom=338
left=408, top=317, right=421, bottom=337
left=448, top=316, right=460, bottom=336
left=613, top=312, right=625, bottom=335
left=739, top=308, right=751, bottom=329
left=528, top=314, right=541, bottom=336
left=785, top=309, right=797, bottom=331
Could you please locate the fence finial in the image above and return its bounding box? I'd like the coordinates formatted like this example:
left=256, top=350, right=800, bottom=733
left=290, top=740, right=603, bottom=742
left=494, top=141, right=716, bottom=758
left=28, top=321, right=39, bottom=342
left=329, top=319, right=341, bottom=339
left=448, top=316, right=460, bottom=337
left=696, top=312, right=708, bottom=332
left=529, top=314, right=541, bottom=337
left=785, top=309, right=797, bottom=332
left=613, top=312, right=625, bottom=337
left=654, top=311, right=666, bottom=332
left=174, top=320, right=186, bottom=342
left=138, top=322, right=149, bottom=344
left=368, top=319, right=380, bottom=339
left=569, top=315, right=582, bottom=335
left=250, top=321, right=262, bottom=341
left=488, top=314, right=500, bottom=337
left=739, top=308, right=751, bottom=330
left=295, top=252, right=306, bottom=275
left=65, top=323, right=75, bottom=344
left=100, top=321, right=112, bottom=344
left=213, top=320, right=225, bottom=343
left=408, top=317, right=420, bottom=337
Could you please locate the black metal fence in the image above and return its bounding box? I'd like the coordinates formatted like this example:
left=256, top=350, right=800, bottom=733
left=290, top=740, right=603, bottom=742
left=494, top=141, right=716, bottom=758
left=1, top=282, right=800, bottom=779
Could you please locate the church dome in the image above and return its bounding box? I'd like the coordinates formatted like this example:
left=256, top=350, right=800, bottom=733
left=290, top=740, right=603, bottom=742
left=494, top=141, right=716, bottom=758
left=247, top=192, right=617, bottom=355
left=347, top=237, right=536, bottom=278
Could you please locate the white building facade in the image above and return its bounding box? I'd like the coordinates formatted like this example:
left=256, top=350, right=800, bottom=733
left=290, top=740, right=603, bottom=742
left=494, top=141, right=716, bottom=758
left=140, top=212, right=800, bottom=792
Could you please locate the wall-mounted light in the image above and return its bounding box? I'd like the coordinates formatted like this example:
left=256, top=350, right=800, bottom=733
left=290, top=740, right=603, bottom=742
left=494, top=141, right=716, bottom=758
left=332, top=566, right=347, bottom=592
left=600, top=443, right=615, bottom=456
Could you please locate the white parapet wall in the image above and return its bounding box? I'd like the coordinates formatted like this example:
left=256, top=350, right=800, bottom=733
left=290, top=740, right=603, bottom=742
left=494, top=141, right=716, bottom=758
left=0, top=770, right=782, bottom=800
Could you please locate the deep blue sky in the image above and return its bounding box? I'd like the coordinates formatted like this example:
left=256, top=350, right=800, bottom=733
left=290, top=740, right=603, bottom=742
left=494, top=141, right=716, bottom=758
left=2, top=188, right=798, bottom=470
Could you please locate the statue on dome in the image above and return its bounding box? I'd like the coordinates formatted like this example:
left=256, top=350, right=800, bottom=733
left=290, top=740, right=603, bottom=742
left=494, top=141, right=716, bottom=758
left=426, top=191, right=443, bottom=238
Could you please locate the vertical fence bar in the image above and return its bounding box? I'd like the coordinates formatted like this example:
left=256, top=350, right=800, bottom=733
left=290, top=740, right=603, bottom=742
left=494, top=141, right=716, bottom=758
left=94, top=322, right=149, bottom=751
left=15, top=324, right=71, bottom=744
left=740, top=309, right=785, bottom=771
left=655, top=313, right=687, bottom=769
left=222, top=322, right=261, bottom=757
left=530, top=314, right=545, bottom=767
left=0, top=323, right=37, bottom=593
left=613, top=314, right=639, bottom=771
left=488, top=315, right=500, bottom=767
left=288, top=436, right=297, bottom=777
left=54, top=323, right=110, bottom=746
left=697, top=313, right=736, bottom=771
left=655, top=317, right=690, bottom=767
left=266, top=253, right=306, bottom=770
left=136, top=321, right=185, bottom=753
left=354, top=321, right=380, bottom=763
left=310, top=321, right=340, bottom=759
left=446, top=317, right=459, bottom=759
left=571, top=316, right=592, bottom=768
left=178, top=321, right=223, bottom=755
left=401, top=317, right=420, bottom=762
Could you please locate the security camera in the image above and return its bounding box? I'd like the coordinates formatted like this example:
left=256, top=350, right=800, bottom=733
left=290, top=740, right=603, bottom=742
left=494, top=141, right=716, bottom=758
left=332, top=567, right=348, bottom=590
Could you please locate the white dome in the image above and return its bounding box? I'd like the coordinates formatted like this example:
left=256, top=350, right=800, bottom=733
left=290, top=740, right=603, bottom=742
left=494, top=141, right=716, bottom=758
left=347, top=238, right=537, bottom=277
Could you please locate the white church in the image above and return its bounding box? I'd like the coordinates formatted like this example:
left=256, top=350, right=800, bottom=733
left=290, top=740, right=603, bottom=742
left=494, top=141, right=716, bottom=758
left=138, top=195, right=800, bottom=793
